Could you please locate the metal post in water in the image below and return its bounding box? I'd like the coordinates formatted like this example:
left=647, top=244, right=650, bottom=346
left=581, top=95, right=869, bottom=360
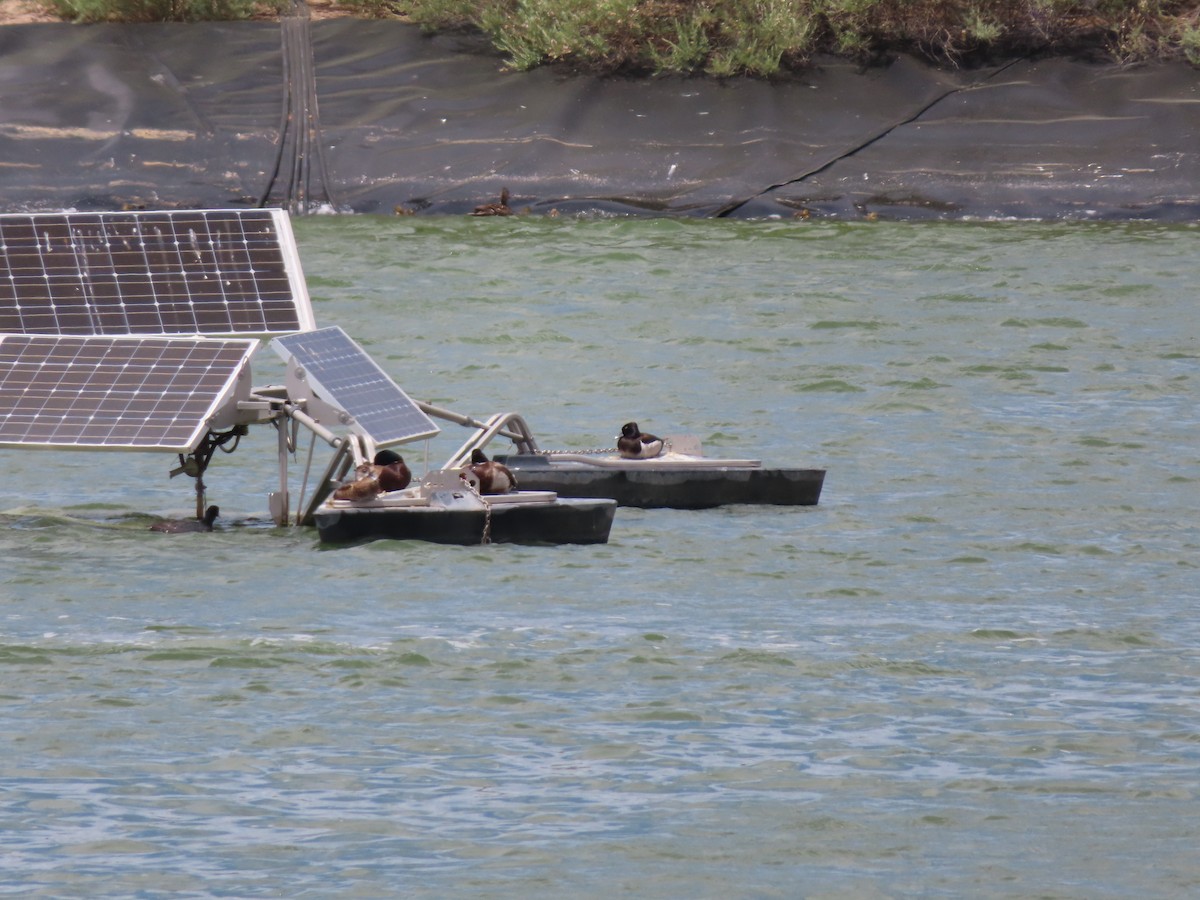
left=269, top=417, right=291, bottom=526
left=195, top=469, right=206, bottom=522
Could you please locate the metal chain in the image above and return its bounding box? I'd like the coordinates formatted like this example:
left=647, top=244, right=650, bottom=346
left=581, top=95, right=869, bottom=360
left=533, top=439, right=672, bottom=457
left=534, top=447, right=617, bottom=456
left=459, top=476, right=492, bottom=544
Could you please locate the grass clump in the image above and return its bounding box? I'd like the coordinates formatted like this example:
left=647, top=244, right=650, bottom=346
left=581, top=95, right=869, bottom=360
left=47, top=0, right=286, bottom=22
left=477, top=0, right=645, bottom=71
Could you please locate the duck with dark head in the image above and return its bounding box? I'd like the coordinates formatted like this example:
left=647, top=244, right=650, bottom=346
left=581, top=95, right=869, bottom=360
left=616, top=422, right=664, bottom=459
left=371, top=449, right=412, bottom=492
left=464, top=447, right=517, bottom=494
left=471, top=188, right=512, bottom=217
left=150, top=505, right=220, bottom=533
left=333, top=449, right=412, bottom=501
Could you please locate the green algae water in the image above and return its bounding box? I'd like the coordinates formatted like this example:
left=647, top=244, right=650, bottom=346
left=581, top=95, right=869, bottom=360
left=2, top=218, right=1198, bottom=897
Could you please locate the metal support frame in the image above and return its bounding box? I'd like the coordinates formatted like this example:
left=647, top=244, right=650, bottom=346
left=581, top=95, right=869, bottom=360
left=296, top=437, right=357, bottom=526
left=417, top=404, right=539, bottom=456
left=167, top=382, right=548, bottom=528
left=168, top=425, right=248, bottom=520
left=256, top=387, right=356, bottom=526
left=442, top=412, right=540, bottom=469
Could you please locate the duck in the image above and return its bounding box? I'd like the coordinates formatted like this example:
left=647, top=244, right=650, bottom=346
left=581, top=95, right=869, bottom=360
left=150, top=505, right=219, bottom=533
left=333, top=449, right=411, bottom=501
left=371, top=449, right=412, bottom=492
left=471, top=187, right=512, bottom=217
left=617, top=422, right=665, bottom=459
left=465, top=447, right=517, bottom=494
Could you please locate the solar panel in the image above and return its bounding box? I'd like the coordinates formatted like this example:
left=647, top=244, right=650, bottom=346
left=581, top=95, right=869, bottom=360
left=0, top=334, right=258, bottom=452
left=0, top=208, right=315, bottom=337
left=272, top=326, right=439, bottom=446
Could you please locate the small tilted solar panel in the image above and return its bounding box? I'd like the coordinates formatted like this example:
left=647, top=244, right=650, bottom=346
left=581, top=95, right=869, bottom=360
left=272, top=326, right=439, bottom=447
left=0, top=334, right=257, bottom=452
left=0, top=208, right=314, bottom=337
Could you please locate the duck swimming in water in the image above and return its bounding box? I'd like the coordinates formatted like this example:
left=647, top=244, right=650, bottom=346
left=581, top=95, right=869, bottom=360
left=471, top=187, right=512, bottom=217
left=150, top=505, right=220, bottom=533
left=617, top=422, right=665, bottom=459
left=333, top=449, right=412, bottom=501
left=464, top=447, right=517, bottom=494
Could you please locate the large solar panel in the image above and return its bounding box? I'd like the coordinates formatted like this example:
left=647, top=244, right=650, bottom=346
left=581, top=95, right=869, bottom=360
left=0, top=209, right=315, bottom=337
left=0, top=334, right=257, bottom=452
left=272, top=326, right=439, bottom=446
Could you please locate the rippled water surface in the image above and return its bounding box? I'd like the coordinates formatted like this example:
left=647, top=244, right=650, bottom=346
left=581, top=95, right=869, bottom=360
left=2, top=218, right=1198, bottom=897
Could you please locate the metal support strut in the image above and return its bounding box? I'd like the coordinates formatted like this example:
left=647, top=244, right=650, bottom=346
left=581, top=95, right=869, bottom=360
left=170, top=426, right=247, bottom=520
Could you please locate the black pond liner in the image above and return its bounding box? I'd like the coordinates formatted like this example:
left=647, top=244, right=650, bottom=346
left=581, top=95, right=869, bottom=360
left=1, top=20, right=1197, bottom=221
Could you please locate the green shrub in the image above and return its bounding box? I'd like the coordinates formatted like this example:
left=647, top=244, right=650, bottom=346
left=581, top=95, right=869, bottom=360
left=472, top=0, right=643, bottom=70
left=704, top=0, right=822, bottom=76
left=47, top=0, right=282, bottom=22
left=338, top=0, right=405, bottom=16
left=1181, top=19, right=1200, bottom=63
left=647, top=14, right=713, bottom=72
left=33, top=0, right=1200, bottom=72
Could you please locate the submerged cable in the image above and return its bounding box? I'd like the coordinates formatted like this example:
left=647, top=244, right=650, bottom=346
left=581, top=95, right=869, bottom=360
left=259, top=0, right=338, bottom=213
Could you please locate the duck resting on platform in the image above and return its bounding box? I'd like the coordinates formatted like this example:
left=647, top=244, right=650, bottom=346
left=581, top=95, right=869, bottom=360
left=333, top=449, right=412, bottom=501
left=464, top=447, right=517, bottom=494
left=471, top=188, right=512, bottom=217
left=617, top=422, right=665, bottom=459
left=150, top=505, right=220, bottom=533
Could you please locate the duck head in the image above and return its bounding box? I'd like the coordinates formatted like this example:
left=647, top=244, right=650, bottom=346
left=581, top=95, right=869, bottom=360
left=374, top=449, right=404, bottom=466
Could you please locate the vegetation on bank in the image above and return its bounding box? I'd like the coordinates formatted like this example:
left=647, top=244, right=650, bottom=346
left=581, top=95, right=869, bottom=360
left=41, top=0, right=1200, bottom=76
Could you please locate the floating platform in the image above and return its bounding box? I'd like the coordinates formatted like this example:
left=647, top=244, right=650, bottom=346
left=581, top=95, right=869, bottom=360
left=493, top=452, right=825, bottom=509
left=313, top=479, right=616, bottom=546
left=442, top=422, right=825, bottom=511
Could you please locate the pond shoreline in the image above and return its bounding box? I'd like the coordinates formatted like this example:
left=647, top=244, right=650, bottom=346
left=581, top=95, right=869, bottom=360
left=0, top=19, right=1197, bottom=220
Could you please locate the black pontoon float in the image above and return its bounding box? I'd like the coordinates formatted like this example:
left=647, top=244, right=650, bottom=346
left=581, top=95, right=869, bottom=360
left=422, top=412, right=825, bottom=510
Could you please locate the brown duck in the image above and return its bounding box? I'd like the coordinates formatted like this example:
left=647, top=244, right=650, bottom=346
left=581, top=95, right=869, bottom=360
left=471, top=188, right=512, bottom=217
left=333, top=449, right=412, bottom=501
left=465, top=448, right=517, bottom=494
